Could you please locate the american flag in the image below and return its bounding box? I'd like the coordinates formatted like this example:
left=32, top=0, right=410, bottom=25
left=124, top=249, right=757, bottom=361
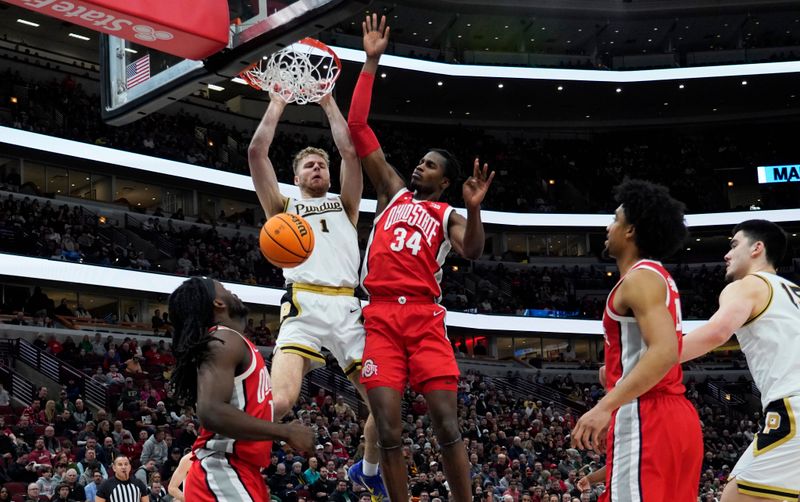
left=126, top=54, right=150, bottom=89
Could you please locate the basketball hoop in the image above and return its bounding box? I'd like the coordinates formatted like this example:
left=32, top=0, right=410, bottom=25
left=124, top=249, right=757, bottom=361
left=239, top=37, right=341, bottom=105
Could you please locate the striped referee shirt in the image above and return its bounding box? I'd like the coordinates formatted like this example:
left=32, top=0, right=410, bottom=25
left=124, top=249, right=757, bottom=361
left=96, top=476, right=149, bottom=502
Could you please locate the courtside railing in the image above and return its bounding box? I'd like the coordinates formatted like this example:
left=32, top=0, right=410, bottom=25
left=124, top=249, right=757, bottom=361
left=15, top=338, right=109, bottom=410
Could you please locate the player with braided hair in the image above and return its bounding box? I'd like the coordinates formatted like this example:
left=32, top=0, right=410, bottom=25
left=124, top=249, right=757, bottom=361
left=169, top=277, right=313, bottom=502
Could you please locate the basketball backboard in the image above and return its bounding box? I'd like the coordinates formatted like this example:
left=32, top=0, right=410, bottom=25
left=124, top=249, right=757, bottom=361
left=100, top=0, right=367, bottom=126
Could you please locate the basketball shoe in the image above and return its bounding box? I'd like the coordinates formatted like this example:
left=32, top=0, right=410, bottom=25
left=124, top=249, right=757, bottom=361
left=348, top=460, right=388, bottom=501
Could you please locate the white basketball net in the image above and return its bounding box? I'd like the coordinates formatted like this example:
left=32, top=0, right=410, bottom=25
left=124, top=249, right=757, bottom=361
left=240, top=38, right=341, bottom=105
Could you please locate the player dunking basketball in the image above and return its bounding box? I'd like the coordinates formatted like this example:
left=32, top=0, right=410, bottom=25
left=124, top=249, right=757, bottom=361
left=571, top=181, right=703, bottom=502
left=348, top=15, right=495, bottom=502
left=681, top=220, right=800, bottom=502
left=169, top=277, right=314, bottom=502
left=248, top=93, right=386, bottom=499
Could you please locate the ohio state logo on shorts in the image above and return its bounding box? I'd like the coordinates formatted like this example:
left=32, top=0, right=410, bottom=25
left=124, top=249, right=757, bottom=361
left=361, top=359, right=378, bottom=378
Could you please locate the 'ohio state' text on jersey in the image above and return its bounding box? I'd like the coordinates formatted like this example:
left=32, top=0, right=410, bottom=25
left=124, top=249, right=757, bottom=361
left=362, top=189, right=454, bottom=300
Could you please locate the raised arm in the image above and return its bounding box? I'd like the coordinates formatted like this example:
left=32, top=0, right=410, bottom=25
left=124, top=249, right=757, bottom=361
left=195, top=330, right=314, bottom=452
left=319, top=94, right=361, bottom=225
left=248, top=96, right=289, bottom=218
left=348, top=14, right=405, bottom=214
left=448, top=159, right=495, bottom=260
left=680, top=275, right=767, bottom=363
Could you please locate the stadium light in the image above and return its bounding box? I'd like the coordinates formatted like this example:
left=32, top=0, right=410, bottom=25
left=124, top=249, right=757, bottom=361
left=328, top=45, right=800, bottom=83
left=4, top=126, right=800, bottom=229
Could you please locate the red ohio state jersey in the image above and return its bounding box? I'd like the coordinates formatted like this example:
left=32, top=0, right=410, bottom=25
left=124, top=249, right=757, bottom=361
left=193, top=326, right=274, bottom=468
left=362, top=189, right=454, bottom=300
left=602, top=260, right=686, bottom=396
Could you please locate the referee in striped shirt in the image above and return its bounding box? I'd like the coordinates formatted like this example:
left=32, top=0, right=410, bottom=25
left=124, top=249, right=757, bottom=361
left=96, top=456, right=149, bottom=502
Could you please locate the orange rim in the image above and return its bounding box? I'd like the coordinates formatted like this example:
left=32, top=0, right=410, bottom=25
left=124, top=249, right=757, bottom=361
left=237, top=37, right=341, bottom=92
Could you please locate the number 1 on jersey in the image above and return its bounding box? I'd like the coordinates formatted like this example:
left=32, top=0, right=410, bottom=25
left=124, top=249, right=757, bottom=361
left=320, top=219, right=329, bottom=233
left=782, top=283, right=800, bottom=309
left=390, top=228, right=422, bottom=256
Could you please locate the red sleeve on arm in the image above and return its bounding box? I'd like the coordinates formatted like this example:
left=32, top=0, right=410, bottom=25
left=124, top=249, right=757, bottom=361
left=347, top=71, right=381, bottom=158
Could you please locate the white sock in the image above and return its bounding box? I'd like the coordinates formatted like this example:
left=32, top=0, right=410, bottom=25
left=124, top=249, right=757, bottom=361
left=362, top=460, right=379, bottom=476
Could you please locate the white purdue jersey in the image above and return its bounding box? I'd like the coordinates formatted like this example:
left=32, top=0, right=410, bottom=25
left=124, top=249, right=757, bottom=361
left=735, top=272, right=800, bottom=409
left=283, top=195, right=359, bottom=288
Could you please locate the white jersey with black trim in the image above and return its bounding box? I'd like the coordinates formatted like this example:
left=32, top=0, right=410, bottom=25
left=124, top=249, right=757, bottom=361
left=283, top=195, right=359, bottom=288
left=735, top=272, right=800, bottom=409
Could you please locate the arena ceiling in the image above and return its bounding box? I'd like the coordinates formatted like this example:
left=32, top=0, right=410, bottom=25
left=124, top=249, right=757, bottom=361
left=331, top=0, right=800, bottom=59
left=2, top=1, right=800, bottom=125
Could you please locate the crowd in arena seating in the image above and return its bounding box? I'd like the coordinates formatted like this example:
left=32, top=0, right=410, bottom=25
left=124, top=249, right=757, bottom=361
left=0, top=188, right=750, bottom=321
left=3, top=68, right=799, bottom=216
left=0, top=326, right=756, bottom=502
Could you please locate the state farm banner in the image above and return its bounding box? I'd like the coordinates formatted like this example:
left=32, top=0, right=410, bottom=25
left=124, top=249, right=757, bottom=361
left=6, top=0, right=229, bottom=60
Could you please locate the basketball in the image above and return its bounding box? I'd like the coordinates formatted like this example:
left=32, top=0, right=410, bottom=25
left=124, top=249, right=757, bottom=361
left=259, top=213, right=315, bottom=268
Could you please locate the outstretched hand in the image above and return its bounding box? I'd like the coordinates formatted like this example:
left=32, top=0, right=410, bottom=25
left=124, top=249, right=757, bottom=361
left=362, top=14, right=390, bottom=59
left=462, top=158, right=495, bottom=209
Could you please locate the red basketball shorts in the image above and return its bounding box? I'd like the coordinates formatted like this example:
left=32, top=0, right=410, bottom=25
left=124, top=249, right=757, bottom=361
left=185, top=452, right=269, bottom=502
left=600, top=393, right=702, bottom=502
left=360, top=299, right=459, bottom=393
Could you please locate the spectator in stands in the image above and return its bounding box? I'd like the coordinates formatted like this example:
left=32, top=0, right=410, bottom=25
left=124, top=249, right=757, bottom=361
left=268, top=462, right=294, bottom=501
left=51, top=463, right=68, bottom=485
left=110, top=421, right=130, bottom=446
left=41, top=400, right=57, bottom=424
left=8, top=311, right=28, bottom=325
left=54, top=410, right=78, bottom=438
left=103, top=349, right=122, bottom=371
left=22, top=399, right=42, bottom=421
left=119, top=378, right=140, bottom=411
left=100, top=436, right=119, bottom=465
left=334, top=395, right=356, bottom=421
left=74, top=304, right=91, bottom=319
left=76, top=421, right=96, bottom=446
left=91, top=334, right=106, bottom=357
left=71, top=399, right=89, bottom=426
left=329, top=478, right=357, bottom=502
left=118, top=431, right=140, bottom=460
left=173, top=422, right=197, bottom=453
left=36, top=465, right=58, bottom=498
left=0, top=383, right=9, bottom=406
left=159, top=447, right=183, bottom=481
left=134, top=459, right=157, bottom=485
left=254, top=318, right=272, bottom=345
left=30, top=437, right=52, bottom=466
left=10, top=455, right=39, bottom=483
left=55, top=299, right=73, bottom=317
left=77, top=448, right=108, bottom=483
left=106, top=366, right=125, bottom=386
left=96, top=420, right=113, bottom=445
left=26, top=287, right=51, bottom=317
left=140, top=430, right=167, bottom=467
left=0, top=487, right=9, bottom=502
left=124, top=306, right=138, bottom=323
left=151, top=310, right=163, bottom=332
left=52, top=482, right=76, bottom=502
left=15, top=415, right=36, bottom=444
left=63, top=468, right=86, bottom=501
left=123, top=355, right=146, bottom=376
left=148, top=480, right=167, bottom=502
left=23, top=483, right=42, bottom=502
left=84, top=469, right=104, bottom=502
